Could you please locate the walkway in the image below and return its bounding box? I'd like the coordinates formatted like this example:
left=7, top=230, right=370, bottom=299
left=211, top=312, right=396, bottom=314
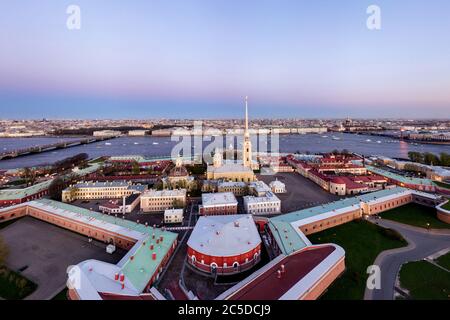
left=364, top=218, right=450, bottom=300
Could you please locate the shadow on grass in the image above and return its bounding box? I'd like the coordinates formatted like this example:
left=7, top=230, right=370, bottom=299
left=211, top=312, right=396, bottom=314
left=308, top=219, right=407, bottom=300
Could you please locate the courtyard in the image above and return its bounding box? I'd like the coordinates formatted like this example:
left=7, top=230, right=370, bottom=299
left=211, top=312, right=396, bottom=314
left=380, top=203, right=449, bottom=230
left=308, top=219, right=407, bottom=300
left=257, top=172, right=342, bottom=213
left=0, top=217, right=126, bottom=300
left=71, top=199, right=189, bottom=228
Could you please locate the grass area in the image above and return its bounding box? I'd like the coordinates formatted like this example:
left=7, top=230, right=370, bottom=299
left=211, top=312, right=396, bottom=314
left=436, top=252, right=450, bottom=270
left=380, top=203, right=449, bottom=229
left=308, top=219, right=407, bottom=300
left=0, top=266, right=37, bottom=300
left=399, top=260, right=450, bottom=300
left=442, top=201, right=450, bottom=211
left=52, top=288, right=68, bottom=300
left=434, top=181, right=450, bottom=189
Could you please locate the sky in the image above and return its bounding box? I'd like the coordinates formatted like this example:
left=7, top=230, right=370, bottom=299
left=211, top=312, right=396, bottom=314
left=0, top=1, right=449, bottom=119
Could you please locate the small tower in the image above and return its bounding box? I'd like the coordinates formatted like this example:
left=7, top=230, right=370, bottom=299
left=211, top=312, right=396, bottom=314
left=175, top=154, right=183, bottom=168
left=213, top=148, right=223, bottom=168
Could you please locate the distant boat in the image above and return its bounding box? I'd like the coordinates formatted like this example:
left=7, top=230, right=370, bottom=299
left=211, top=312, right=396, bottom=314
left=376, top=141, right=382, bottom=144
left=105, top=142, right=112, bottom=146
left=152, top=142, right=158, bottom=145
left=366, top=139, right=372, bottom=142
left=134, top=142, right=139, bottom=145
left=332, top=136, right=341, bottom=140
left=321, top=135, right=328, bottom=138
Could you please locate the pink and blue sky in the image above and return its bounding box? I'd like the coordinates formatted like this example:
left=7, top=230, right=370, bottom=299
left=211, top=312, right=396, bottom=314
left=0, top=0, right=449, bottom=119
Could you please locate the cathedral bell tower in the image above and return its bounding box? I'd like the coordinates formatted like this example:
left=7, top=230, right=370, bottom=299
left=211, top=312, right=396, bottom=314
left=242, top=96, right=252, bottom=168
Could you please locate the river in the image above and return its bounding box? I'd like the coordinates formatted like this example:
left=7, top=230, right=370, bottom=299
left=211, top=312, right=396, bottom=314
left=0, top=133, right=448, bottom=169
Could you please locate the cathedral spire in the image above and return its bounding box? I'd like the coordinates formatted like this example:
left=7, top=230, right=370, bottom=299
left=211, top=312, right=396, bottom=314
left=245, top=96, right=249, bottom=137
left=243, top=96, right=252, bottom=168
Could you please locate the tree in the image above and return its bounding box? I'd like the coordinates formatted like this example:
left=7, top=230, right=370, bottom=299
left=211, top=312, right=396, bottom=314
left=69, top=187, right=79, bottom=201
left=408, top=151, right=424, bottom=163
left=172, top=199, right=185, bottom=209
left=131, top=161, right=141, bottom=175
left=53, top=153, right=89, bottom=172
left=21, top=167, right=36, bottom=185
left=0, top=235, right=9, bottom=266
left=423, top=152, right=440, bottom=166
left=48, top=177, right=66, bottom=201
left=439, top=152, right=450, bottom=167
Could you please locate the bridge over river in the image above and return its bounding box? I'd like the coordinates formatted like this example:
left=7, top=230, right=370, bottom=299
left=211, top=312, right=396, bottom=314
left=0, top=136, right=118, bottom=161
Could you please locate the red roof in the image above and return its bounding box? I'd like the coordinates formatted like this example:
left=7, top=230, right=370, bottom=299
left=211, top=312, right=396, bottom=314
left=226, top=245, right=336, bottom=300
left=308, top=169, right=330, bottom=182
left=331, top=177, right=346, bottom=184
left=99, top=292, right=156, bottom=300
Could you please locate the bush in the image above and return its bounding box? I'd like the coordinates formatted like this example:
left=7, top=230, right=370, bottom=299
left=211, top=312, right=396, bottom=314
left=380, top=228, right=405, bottom=242
left=0, top=235, right=9, bottom=266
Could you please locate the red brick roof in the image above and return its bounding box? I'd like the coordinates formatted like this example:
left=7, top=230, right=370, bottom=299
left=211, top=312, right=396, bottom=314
left=226, top=245, right=336, bottom=300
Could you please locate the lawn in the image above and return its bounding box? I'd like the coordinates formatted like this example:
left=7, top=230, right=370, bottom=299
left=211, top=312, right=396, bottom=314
left=308, top=219, right=407, bottom=300
left=52, top=288, right=68, bottom=300
left=435, top=252, right=450, bottom=270
left=0, top=266, right=37, bottom=300
left=442, top=201, right=450, bottom=211
left=434, top=181, right=450, bottom=189
left=399, top=260, right=450, bottom=300
left=380, top=203, right=449, bottom=229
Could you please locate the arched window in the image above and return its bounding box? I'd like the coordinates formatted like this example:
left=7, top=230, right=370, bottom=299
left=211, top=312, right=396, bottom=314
left=191, top=255, right=196, bottom=264
left=233, top=262, right=239, bottom=270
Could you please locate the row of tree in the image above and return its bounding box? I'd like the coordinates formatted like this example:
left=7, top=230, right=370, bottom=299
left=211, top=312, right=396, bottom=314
left=19, top=153, right=89, bottom=186
left=0, top=235, right=8, bottom=266
left=407, top=152, right=450, bottom=166
left=53, top=153, right=89, bottom=172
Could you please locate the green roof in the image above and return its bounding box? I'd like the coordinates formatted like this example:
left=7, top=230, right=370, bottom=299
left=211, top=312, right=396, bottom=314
left=268, top=187, right=411, bottom=254
left=366, top=165, right=434, bottom=186
left=33, top=199, right=178, bottom=293
left=0, top=163, right=102, bottom=202
left=0, top=179, right=53, bottom=201
left=34, top=198, right=174, bottom=237
left=121, top=232, right=177, bottom=292
left=267, top=219, right=309, bottom=255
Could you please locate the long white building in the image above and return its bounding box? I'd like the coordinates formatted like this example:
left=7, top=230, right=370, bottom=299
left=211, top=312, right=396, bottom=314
left=140, top=189, right=187, bottom=213
left=244, top=191, right=281, bottom=215
left=62, top=181, right=146, bottom=203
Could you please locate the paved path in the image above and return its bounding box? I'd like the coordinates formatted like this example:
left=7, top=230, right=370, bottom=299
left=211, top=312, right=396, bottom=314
left=364, top=218, right=450, bottom=300
left=157, top=201, right=196, bottom=297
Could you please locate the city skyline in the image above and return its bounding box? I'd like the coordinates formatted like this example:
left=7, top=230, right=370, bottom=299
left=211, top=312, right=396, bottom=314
left=1, top=1, right=450, bottom=119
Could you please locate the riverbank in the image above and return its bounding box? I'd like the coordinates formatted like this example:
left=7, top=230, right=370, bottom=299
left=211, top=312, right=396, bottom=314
left=1, top=133, right=449, bottom=170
